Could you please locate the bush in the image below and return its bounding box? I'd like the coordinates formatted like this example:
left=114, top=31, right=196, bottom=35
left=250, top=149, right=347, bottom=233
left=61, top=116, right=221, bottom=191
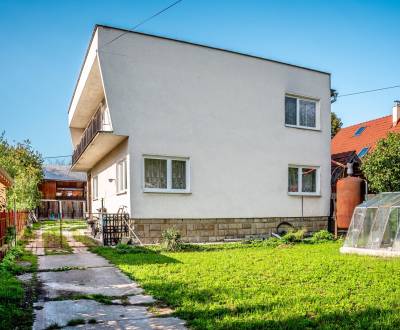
left=310, top=230, right=334, bottom=243
left=262, top=237, right=283, bottom=247
left=161, top=228, right=182, bottom=252
left=282, top=229, right=306, bottom=244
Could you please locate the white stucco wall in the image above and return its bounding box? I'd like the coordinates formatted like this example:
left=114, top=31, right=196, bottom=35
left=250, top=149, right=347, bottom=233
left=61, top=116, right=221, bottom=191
left=90, top=139, right=130, bottom=214
left=93, top=26, right=331, bottom=219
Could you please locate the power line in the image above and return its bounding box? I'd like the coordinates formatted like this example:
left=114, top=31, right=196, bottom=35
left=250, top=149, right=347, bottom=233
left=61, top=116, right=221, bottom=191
left=338, top=84, right=400, bottom=98
left=43, top=155, right=71, bottom=159
left=100, top=0, right=183, bottom=50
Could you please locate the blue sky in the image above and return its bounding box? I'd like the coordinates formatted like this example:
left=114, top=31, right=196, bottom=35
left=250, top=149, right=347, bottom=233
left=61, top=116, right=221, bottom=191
left=1, top=0, right=399, bottom=158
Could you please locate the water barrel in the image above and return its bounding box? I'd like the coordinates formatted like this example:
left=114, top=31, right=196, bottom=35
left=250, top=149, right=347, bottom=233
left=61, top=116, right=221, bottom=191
left=336, top=176, right=363, bottom=229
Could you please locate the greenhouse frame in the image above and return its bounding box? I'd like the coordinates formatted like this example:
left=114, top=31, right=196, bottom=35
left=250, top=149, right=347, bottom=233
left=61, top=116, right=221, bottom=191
left=341, top=192, right=400, bottom=257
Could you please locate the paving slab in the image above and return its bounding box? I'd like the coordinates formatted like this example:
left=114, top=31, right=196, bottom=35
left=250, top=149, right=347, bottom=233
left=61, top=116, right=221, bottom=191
left=39, top=251, right=110, bottom=270
left=34, top=300, right=186, bottom=330
left=39, top=266, right=144, bottom=298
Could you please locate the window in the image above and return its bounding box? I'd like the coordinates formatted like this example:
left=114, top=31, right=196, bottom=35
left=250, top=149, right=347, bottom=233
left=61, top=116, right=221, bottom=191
left=144, top=156, right=190, bottom=193
left=288, top=166, right=319, bottom=195
left=116, top=158, right=128, bottom=193
left=285, top=95, right=318, bottom=129
left=92, top=176, right=98, bottom=200
left=357, top=147, right=369, bottom=158
left=354, top=127, right=366, bottom=136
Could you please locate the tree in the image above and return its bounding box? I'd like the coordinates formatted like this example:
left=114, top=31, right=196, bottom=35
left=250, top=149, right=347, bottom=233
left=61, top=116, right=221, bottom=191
left=0, top=133, right=43, bottom=210
left=331, top=112, right=343, bottom=138
left=361, top=132, right=400, bottom=192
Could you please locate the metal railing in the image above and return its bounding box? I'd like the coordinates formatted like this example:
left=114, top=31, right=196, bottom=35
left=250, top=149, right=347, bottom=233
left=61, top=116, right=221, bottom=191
left=72, top=107, right=111, bottom=165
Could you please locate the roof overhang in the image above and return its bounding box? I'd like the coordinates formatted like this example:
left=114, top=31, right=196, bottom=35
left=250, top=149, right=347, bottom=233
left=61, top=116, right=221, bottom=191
left=0, top=167, right=13, bottom=187
left=71, top=132, right=127, bottom=172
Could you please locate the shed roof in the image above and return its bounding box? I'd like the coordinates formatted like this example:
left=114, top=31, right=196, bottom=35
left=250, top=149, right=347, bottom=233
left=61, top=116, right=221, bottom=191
left=43, top=165, right=87, bottom=182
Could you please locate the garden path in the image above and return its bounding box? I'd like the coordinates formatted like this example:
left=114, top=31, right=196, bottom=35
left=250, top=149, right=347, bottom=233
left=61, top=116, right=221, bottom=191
left=28, top=232, right=186, bottom=329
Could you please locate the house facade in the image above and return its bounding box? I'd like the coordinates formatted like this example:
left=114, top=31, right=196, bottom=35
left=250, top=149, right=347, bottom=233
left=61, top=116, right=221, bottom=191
left=69, top=25, right=331, bottom=243
left=37, top=165, right=87, bottom=219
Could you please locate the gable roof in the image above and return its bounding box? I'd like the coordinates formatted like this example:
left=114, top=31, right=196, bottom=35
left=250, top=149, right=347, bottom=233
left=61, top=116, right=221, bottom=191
left=331, top=115, right=400, bottom=156
left=43, top=165, right=87, bottom=182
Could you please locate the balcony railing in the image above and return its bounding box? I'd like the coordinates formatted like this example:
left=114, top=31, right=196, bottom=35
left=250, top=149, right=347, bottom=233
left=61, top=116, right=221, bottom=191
left=72, top=106, right=112, bottom=165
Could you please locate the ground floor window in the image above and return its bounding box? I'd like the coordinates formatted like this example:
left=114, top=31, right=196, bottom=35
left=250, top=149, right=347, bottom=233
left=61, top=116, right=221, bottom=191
left=92, top=176, right=98, bottom=200
left=143, top=156, right=190, bottom=193
left=288, top=165, right=319, bottom=195
left=116, top=158, right=128, bottom=193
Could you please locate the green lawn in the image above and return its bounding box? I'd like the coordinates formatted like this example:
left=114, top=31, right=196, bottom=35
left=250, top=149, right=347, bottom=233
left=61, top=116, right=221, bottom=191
left=93, top=242, right=400, bottom=329
left=0, top=228, right=38, bottom=329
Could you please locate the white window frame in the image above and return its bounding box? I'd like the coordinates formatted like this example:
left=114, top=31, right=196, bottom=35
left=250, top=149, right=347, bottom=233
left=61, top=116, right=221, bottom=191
left=92, top=176, right=98, bottom=200
left=288, top=165, right=320, bottom=196
left=143, top=155, right=191, bottom=193
left=116, top=158, right=128, bottom=194
left=285, top=94, right=320, bottom=130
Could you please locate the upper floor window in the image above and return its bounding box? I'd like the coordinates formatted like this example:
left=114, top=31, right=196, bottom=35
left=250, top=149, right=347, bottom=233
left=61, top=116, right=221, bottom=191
left=354, top=127, right=366, bottom=136
left=116, top=158, right=128, bottom=193
left=288, top=165, right=320, bottom=196
left=92, top=176, right=98, bottom=200
left=285, top=95, right=319, bottom=129
left=143, top=156, right=190, bottom=193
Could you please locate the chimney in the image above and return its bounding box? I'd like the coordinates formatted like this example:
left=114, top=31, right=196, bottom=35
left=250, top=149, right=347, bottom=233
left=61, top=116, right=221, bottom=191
left=393, top=100, right=400, bottom=126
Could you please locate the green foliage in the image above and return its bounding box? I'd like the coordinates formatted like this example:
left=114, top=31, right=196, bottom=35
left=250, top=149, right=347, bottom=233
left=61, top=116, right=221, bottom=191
left=331, top=111, right=343, bottom=138
left=0, top=242, right=37, bottom=329
left=281, top=229, right=306, bottom=243
left=161, top=227, right=182, bottom=251
left=361, top=132, right=400, bottom=192
left=310, top=229, right=334, bottom=243
left=5, top=226, right=16, bottom=245
left=66, top=318, right=85, bottom=326
left=0, top=133, right=43, bottom=210
left=94, top=241, right=400, bottom=329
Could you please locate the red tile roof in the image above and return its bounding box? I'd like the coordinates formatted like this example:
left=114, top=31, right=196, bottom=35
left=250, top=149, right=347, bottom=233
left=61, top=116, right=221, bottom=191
left=331, top=114, right=400, bottom=156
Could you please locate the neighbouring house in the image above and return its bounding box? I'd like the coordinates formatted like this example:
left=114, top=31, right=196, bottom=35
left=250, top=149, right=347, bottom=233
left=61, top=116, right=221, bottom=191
left=68, top=25, right=332, bottom=243
left=0, top=167, right=13, bottom=211
left=331, top=101, right=400, bottom=187
left=37, top=165, right=87, bottom=219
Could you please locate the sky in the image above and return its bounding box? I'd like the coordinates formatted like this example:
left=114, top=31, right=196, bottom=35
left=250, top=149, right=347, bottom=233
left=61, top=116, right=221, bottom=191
left=1, top=0, right=399, bottom=158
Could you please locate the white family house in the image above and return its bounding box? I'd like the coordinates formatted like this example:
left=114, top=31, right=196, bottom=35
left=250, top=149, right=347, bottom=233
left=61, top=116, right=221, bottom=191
left=68, top=25, right=331, bottom=243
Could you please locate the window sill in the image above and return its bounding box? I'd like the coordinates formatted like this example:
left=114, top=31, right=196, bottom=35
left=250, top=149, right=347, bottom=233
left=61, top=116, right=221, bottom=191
left=116, top=191, right=127, bottom=196
left=288, top=192, right=321, bottom=197
left=93, top=198, right=98, bottom=201
left=285, top=124, right=321, bottom=132
left=143, top=188, right=191, bottom=194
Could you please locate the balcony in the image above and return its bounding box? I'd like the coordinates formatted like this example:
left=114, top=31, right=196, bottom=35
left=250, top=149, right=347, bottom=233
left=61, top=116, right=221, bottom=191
left=71, top=106, right=127, bottom=171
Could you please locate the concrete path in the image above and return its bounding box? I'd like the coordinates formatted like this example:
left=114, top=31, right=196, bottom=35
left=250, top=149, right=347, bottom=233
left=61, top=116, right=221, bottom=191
left=31, top=236, right=186, bottom=329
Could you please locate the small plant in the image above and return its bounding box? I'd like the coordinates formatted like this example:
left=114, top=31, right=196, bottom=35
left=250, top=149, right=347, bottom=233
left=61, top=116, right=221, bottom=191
left=5, top=226, right=16, bottom=245
left=45, top=323, right=61, bottom=330
left=161, top=227, right=182, bottom=251
left=310, top=230, right=334, bottom=243
left=88, top=318, right=97, bottom=324
left=262, top=237, right=283, bottom=247
left=282, top=229, right=306, bottom=244
left=66, top=318, right=85, bottom=326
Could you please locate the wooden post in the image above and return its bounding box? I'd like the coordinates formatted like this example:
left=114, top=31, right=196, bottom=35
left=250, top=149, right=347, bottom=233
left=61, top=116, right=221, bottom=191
left=13, top=197, right=17, bottom=246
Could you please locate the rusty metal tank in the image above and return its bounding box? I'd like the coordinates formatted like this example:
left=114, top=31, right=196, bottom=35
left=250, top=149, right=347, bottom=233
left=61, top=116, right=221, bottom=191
left=336, top=176, right=363, bottom=229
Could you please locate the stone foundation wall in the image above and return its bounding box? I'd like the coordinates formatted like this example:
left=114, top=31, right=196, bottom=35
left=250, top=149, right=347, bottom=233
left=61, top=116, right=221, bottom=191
left=132, top=217, right=328, bottom=244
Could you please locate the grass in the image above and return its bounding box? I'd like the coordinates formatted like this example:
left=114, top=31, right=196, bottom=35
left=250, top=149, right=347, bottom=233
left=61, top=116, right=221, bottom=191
left=42, top=232, right=73, bottom=255
left=73, top=234, right=99, bottom=247
left=93, top=241, right=400, bottom=329
left=0, top=230, right=38, bottom=330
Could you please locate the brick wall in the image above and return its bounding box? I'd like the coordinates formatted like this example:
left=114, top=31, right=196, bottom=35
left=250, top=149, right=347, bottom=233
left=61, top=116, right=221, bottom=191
left=132, top=217, right=328, bottom=244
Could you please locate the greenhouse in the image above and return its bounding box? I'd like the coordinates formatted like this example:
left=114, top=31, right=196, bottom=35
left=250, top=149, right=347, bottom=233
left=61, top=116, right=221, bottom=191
left=341, top=192, right=400, bottom=257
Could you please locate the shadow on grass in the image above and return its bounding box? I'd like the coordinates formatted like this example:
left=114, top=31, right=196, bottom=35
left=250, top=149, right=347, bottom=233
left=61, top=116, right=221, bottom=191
left=91, top=245, right=181, bottom=266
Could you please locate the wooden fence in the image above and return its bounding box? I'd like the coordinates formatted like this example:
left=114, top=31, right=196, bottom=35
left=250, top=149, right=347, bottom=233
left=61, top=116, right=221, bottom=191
left=0, top=211, right=28, bottom=259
